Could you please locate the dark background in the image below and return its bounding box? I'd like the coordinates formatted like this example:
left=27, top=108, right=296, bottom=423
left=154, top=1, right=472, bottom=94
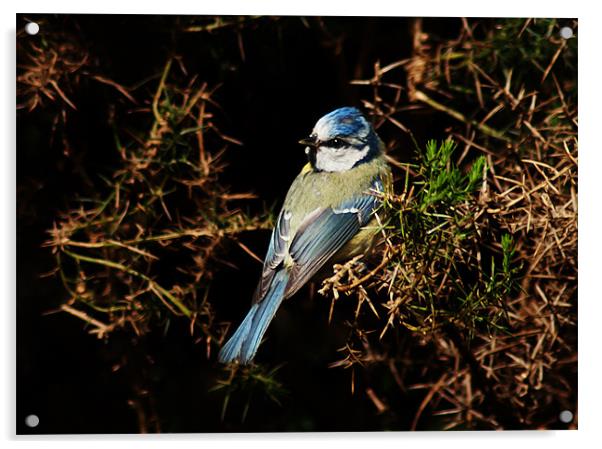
left=17, top=14, right=469, bottom=433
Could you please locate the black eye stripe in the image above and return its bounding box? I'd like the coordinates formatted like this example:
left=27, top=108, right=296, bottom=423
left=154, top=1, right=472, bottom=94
left=320, top=137, right=368, bottom=150
left=323, top=138, right=346, bottom=149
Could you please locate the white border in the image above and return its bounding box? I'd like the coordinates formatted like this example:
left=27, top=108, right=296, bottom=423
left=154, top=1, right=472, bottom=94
left=3, top=1, right=598, bottom=448
left=6, top=0, right=586, bottom=17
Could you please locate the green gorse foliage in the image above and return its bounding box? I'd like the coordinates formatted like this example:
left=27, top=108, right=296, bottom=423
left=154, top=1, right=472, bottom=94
left=419, top=139, right=486, bottom=210
left=211, top=364, right=287, bottom=423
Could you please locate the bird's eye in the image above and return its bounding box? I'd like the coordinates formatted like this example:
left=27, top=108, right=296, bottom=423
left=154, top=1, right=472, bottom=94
left=328, top=138, right=345, bottom=148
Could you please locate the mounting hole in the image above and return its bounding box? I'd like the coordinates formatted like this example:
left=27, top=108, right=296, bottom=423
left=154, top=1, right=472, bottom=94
left=24, top=22, right=40, bottom=35
left=559, top=27, right=573, bottom=40
left=559, top=410, right=573, bottom=423
left=25, top=414, right=40, bottom=428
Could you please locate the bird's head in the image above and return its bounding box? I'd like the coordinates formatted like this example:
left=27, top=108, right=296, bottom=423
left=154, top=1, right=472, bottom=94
left=299, top=107, right=381, bottom=172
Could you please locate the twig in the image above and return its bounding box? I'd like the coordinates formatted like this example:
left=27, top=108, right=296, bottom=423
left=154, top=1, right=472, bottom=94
left=413, top=90, right=510, bottom=142
left=63, top=249, right=192, bottom=317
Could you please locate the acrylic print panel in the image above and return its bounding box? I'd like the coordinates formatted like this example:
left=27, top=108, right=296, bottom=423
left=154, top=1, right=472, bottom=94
left=16, top=14, right=577, bottom=433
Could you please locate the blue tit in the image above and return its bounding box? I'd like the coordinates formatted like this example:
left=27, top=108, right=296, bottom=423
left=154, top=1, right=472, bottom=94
left=218, top=106, right=391, bottom=364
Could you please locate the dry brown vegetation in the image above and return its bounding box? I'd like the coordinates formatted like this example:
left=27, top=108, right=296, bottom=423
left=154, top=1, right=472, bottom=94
left=41, top=57, right=272, bottom=344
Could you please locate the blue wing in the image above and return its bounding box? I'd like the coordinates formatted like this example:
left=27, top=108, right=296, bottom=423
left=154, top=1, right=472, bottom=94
left=284, top=178, right=383, bottom=296
left=254, top=177, right=383, bottom=301
left=253, top=208, right=292, bottom=302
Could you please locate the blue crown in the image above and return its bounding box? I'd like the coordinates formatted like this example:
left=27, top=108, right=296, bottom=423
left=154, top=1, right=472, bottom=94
left=314, top=107, right=371, bottom=140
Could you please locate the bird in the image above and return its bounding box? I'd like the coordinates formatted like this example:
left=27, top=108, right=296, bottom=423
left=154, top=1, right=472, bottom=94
left=218, top=106, right=391, bottom=364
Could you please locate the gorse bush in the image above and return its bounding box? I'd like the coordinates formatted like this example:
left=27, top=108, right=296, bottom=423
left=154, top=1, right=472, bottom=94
left=319, top=139, right=521, bottom=417
left=340, top=17, right=577, bottom=429
left=46, top=59, right=272, bottom=341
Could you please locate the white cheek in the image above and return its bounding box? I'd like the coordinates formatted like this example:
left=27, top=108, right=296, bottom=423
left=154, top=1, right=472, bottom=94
left=315, top=145, right=370, bottom=172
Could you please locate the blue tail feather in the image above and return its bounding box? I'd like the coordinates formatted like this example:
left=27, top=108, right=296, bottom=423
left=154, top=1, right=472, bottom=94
left=218, top=271, right=288, bottom=364
left=217, top=302, right=259, bottom=363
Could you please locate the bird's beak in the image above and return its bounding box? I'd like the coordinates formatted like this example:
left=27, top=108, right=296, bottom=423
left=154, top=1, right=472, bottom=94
left=298, top=136, right=318, bottom=147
